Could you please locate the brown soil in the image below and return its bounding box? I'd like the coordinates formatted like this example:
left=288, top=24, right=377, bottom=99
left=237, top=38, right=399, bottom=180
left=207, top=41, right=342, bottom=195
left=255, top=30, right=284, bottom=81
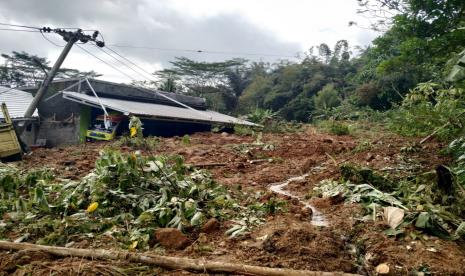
left=2, top=126, right=464, bottom=275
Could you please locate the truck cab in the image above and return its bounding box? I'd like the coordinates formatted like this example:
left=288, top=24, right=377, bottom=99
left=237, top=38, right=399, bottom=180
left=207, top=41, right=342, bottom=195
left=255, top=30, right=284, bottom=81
left=86, top=114, right=127, bottom=141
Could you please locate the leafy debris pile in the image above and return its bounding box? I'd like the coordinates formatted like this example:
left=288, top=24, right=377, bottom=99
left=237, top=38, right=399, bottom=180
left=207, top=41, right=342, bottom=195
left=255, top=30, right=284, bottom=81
left=232, top=132, right=275, bottom=155
left=448, top=137, right=465, bottom=188
left=0, top=150, right=282, bottom=249
left=313, top=164, right=465, bottom=239
left=388, top=82, right=465, bottom=140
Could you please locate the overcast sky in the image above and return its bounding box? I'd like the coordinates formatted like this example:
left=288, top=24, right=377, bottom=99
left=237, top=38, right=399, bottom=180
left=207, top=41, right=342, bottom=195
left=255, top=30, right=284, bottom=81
left=0, top=0, right=378, bottom=83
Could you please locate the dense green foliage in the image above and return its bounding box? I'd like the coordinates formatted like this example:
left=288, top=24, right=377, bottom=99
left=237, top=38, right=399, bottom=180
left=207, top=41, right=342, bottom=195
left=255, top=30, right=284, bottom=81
left=0, top=51, right=100, bottom=87
left=388, top=82, right=465, bottom=140
left=0, top=150, right=284, bottom=247
left=152, top=0, right=464, bottom=123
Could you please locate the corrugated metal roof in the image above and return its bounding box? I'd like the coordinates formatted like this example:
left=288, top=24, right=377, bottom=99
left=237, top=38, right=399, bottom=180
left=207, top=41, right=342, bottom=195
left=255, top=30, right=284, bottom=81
left=20, top=77, right=208, bottom=110
left=0, top=86, right=38, bottom=119
left=62, top=91, right=257, bottom=126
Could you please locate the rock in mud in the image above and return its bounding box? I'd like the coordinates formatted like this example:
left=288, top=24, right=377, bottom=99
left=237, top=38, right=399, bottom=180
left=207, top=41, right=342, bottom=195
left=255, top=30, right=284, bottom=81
left=323, top=138, right=334, bottom=143
left=300, top=206, right=313, bottom=218
left=154, top=228, right=190, bottom=249
left=329, top=193, right=345, bottom=204
left=62, top=160, right=76, bottom=166
left=290, top=198, right=300, bottom=205
left=301, top=158, right=317, bottom=171
left=375, top=263, right=390, bottom=274
left=201, top=218, right=220, bottom=233
left=366, top=153, right=375, bottom=162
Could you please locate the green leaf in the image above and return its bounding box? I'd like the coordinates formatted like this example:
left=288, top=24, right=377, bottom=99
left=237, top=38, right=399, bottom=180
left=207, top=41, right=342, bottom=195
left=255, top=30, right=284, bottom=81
left=415, top=212, right=431, bottom=229
left=384, top=228, right=404, bottom=237
left=190, top=211, right=203, bottom=226
left=455, top=221, right=465, bottom=238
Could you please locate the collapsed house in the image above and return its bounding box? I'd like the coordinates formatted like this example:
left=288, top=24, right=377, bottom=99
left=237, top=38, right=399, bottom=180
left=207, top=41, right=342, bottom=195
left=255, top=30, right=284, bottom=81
left=18, top=78, right=255, bottom=147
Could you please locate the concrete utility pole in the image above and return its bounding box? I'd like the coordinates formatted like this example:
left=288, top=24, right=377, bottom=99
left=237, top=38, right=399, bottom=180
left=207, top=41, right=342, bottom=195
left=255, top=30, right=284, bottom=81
left=23, top=28, right=105, bottom=118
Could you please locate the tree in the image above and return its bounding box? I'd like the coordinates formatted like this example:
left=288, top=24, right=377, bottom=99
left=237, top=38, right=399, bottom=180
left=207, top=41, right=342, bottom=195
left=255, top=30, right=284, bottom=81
left=0, top=51, right=100, bottom=87
left=158, top=57, right=246, bottom=93
left=314, top=83, right=341, bottom=111
left=236, top=41, right=356, bottom=121
left=350, top=0, right=465, bottom=108
left=238, top=75, right=271, bottom=113
left=155, top=57, right=248, bottom=111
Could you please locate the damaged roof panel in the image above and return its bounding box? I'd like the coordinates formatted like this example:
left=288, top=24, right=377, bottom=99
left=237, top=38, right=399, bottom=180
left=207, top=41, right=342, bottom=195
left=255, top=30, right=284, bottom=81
left=62, top=91, right=257, bottom=126
left=20, top=78, right=208, bottom=110
left=0, top=86, right=39, bottom=120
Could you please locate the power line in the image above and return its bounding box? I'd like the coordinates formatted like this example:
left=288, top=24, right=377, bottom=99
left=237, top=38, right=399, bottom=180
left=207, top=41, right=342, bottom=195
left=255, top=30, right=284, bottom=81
left=0, top=22, right=98, bottom=32
left=107, top=44, right=297, bottom=58
left=0, top=28, right=40, bottom=33
left=36, top=29, right=210, bottom=117
left=96, top=45, right=213, bottom=118
left=0, top=22, right=41, bottom=30
left=97, top=43, right=157, bottom=82
left=75, top=44, right=136, bottom=81
left=104, top=45, right=156, bottom=80
left=0, top=22, right=296, bottom=58
left=93, top=45, right=144, bottom=80
left=40, top=31, right=66, bottom=47
left=37, top=29, right=138, bottom=82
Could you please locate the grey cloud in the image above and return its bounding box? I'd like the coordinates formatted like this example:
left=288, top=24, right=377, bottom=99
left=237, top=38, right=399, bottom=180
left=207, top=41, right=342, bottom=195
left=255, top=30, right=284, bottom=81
left=0, top=0, right=300, bottom=77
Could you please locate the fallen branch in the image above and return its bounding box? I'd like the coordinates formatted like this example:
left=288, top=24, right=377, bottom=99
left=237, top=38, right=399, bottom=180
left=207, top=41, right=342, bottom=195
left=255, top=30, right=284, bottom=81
left=192, top=159, right=270, bottom=168
left=325, top=153, right=338, bottom=166
left=192, top=162, right=228, bottom=167
left=0, top=241, right=358, bottom=276
left=420, top=110, right=465, bottom=144
left=420, top=122, right=450, bottom=144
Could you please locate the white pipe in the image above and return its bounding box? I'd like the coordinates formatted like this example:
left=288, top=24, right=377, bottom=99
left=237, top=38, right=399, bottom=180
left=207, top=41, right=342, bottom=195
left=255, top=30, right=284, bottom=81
left=85, top=78, right=110, bottom=129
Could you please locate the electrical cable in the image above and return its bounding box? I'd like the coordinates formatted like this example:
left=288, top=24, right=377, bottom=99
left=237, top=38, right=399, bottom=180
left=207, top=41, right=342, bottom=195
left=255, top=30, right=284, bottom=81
left=94, top=43, right=157, bottom=81
left=40, top=31, right=66, bottom=47
left=107, top=44, right=296, bottom=58
left=0, top=22, right=99, bottom=32
left=38, top=28, right=139, bottom=82
left=104, top=45, right=157, bottom=80
left=75, top=44, right=136, bottom=81
left=37, top=29, right=128, bottom=80
left=0, top=28, right=40, bottom=33
left=93, top=46, right=144, bottom=80
left=0, top=22, right=296, bottom=58
left=90, top=43, right=212, bottom=119
left=0, top=22, right=41, bottom=30
left=34, top=27, right=211, bottom=119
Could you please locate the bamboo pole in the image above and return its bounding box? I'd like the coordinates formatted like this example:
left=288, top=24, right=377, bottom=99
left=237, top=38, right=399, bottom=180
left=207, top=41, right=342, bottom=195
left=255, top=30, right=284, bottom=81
left=0, top=241, right=359, bottom=276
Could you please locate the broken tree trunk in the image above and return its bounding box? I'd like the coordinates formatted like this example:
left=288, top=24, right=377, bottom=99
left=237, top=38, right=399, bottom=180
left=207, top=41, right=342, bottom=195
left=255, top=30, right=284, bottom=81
left=0, top=241, right=358, bottom=276
left=192, top=159, right=269, bottom=168
left=420, top=110, right=465, bottom=144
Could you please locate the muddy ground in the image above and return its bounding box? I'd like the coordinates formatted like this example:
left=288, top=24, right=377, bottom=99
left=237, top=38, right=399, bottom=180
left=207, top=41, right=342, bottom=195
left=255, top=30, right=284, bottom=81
left=1, top=125, right=465, bottom=275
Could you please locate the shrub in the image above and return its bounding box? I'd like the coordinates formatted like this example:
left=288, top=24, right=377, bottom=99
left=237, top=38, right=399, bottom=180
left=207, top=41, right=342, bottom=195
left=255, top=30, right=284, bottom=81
left=329, top=122, right=350, bottom=135
left=387, top=82, right=465, bottom=141
left=313, top=83, right=341, bottom=111
left=317, top=120, right=350, bottom=136
left=112, top=136, right=159, bottom=151
left=355, top=82, right=379, bottom=108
